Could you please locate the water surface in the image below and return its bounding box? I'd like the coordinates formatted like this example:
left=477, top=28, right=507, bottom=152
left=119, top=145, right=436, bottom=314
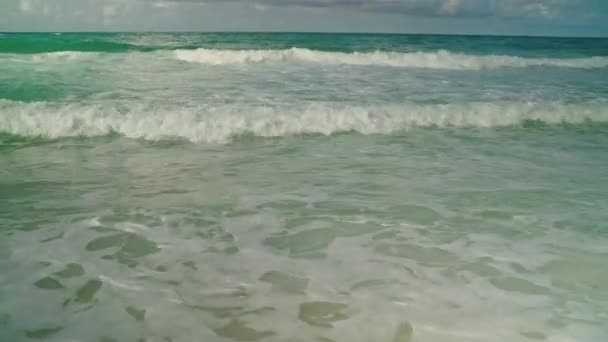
left=1, top=33, right=607, bottom=342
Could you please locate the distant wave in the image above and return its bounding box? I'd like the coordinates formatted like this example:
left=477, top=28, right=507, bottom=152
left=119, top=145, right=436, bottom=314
left=30, top=51, right=98, bottom=62
left=0, top=40, right=136, bottom=54
left=174, top=48, right=608, bottom=70
left=1, top=100, right=606, bottom=143
left=6, top=48, right=608, bottom=70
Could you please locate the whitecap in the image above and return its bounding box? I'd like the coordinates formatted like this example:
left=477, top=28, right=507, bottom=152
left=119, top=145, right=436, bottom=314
left=1, top=99, right=606, bottom=143
left=174, top=48, right=608, bottom=70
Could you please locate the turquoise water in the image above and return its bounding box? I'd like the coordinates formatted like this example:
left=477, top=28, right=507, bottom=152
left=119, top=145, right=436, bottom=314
left=1, top=33, right=608, bottom=342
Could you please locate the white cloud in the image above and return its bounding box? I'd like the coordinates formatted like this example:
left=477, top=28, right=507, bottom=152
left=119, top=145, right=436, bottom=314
left=18, top=0, right=55, bottom=16
left=439, top=0, right=462, bottom=16
left=254, top=3, right=269, bottom=12
left=151, top=1, right=179, bottom=9
left=19, top=0, right=33, bottom=13
left=42, top=3, right=50, bottom=16
left=101, top=0, right=133, bottom=24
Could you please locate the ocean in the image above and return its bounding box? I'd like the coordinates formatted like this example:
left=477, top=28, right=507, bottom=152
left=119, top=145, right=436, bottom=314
left=0, top=32, right=607, bottom=342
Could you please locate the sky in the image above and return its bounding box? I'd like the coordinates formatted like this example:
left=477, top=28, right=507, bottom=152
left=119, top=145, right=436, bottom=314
left=1, top=0, right=608, bottom=36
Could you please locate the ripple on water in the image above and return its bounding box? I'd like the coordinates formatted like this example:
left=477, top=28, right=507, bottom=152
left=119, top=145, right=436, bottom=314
left=85, top=233, right=126, bottom=251
left=373, top=243, right=458, bottom=266
left=350, top=279, right=404, bottom=292
left=371, top=230, right=401, bottom=241
left=40, top=232, right=65, bottom=243
left=489, top=276, right=551, bottom=295
left=263, top=220, right=384, bottom=258
left=333, top=221, right=384, bottom=237
left=53, top=263, right=85, bottom=279
left=539, top=257, right=608, bottom=293
left=519, top=330, right=548, bottom=340
left=298, top=302, right=353, bottom=328
left=24, top=326, right=63, bottom=339
left=75, top=279, right=103, bottom=303
left=264, top=228, right=336, bottom=258
left=213, top=320, right=275, bottom=341
left=474, top=209, right=516, bottom=220
left=33, top=276, right=65, bottom=290
left=99, top=337, right=119, bottom=342
left=442, top=257, right=503, bottom=278
left=393, top=204, right=442, bottom=226
left=393, top=321, right=414, bottom=342
left=125, top=306, right=146, bottom=322
left=85, top=232, right=160, bottom=267
left=259, top=270, right=309, bottom=294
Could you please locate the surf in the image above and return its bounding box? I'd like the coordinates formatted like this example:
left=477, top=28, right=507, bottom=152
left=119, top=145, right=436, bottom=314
left=1, top=99, right=607, bottom=143
left=173, top=48, right=608, bottom=70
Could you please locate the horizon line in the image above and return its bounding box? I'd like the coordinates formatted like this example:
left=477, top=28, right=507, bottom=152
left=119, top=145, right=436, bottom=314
left=1, top=30, right=607, bottom=39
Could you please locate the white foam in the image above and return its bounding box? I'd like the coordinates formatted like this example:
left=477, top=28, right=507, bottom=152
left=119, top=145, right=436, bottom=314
left=1, top=100, right=606, bottom=143
left=174, top=48, right=608, bottom=70
left=12, top=48, right=608, bottom=70
left=98, top=275, right=143, bottom=291
left=30, top=51, right=97, bottom=62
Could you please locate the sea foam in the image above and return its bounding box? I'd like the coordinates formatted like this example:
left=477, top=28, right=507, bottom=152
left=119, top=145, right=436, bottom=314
left=174, top=48, right=608, bottom=70
left=31, top=51, right=98, bottom=61
left=1, top=100, right=607, bottom=143
left=11, top=48, right=608, bottom=70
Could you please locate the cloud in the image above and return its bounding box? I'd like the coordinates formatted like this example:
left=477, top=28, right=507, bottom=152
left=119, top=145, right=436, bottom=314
left=439, top=0, right=462, bottom=16
left=144, top=0, right=583, bottom=19
left=16, top=0, right=55, bottom=17
left=19, top=0, right=33, bottom=13
left=151, top=1, right=179, bottom=9
left=101, top=0, right=134, bottom=24
left=1, top=0, right=605, bottom=35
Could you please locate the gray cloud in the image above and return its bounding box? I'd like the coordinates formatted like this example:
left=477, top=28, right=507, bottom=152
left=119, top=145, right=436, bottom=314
left=2, top=0, right=605, bottom=35
left=147, top=0, right=582, bottom=19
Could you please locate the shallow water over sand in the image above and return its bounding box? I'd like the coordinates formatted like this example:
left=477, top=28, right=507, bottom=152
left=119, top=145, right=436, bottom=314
left=2, top=129, right=608, bottom=341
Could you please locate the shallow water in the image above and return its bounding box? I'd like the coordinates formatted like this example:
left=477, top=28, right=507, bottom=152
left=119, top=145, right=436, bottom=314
left=1, top=33, right=608, bottom=342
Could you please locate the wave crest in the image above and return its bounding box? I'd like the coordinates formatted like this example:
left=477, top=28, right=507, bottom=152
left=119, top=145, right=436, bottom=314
left=30, top=51, right=98, bottom=62
left=1, top=100, right=606, bottom=143
left=174, top=48, right=608, bottom=70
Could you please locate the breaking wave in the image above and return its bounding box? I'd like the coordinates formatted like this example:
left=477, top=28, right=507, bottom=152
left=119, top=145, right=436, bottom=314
left=7, top=49, right=608, bottom=70
left=174, top=48, right=608, bottom=70
left=30, top=51, right=99, bottom=62
left=1, top=100, right=607, bottom=143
